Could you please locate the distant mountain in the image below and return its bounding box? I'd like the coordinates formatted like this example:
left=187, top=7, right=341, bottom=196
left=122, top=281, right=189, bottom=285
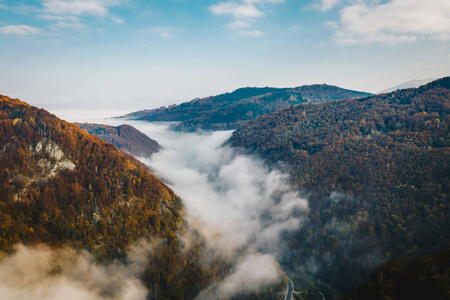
left=75, top=123, right=161, bottom=158
left=228, top=77, right=450, bottom=297
left=120, top=85, right=372, bottom=131
left=0, top=95, right=226, bottom=299
left=378, top=78, right=436, bottom=94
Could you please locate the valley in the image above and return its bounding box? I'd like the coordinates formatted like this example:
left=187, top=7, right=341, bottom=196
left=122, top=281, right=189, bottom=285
left=0, top=78, right=449, bottom=299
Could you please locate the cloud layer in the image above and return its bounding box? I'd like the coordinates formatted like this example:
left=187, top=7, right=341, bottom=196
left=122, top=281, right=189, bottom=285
left=0, top=241, right=156, bottom=300
left=132, top=122, right=308, bottom=297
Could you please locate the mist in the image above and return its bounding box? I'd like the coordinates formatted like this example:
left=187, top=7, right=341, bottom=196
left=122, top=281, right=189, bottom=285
left=0, top=240, right=157, bottom=300
left=130, top=122, right=309, bottom=297
left=1, top=112, right=310, bottom=298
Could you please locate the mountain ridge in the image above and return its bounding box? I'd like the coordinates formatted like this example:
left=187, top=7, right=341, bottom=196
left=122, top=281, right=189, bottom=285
left=75, top=122, right=161, bottom=158
left=377, top=78, right=437, bottom=94
left=120, top=84, right=373, bottom=131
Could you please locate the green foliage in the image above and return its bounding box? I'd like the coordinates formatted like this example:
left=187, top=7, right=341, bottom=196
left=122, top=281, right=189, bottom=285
left=229, top=78, right=450, bottom=298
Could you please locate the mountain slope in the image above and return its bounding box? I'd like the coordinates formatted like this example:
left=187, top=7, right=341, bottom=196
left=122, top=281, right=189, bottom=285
left=75, top=123, right=161, bottom=158
left=228, top=77, right=450, bottom=298
left=121, top=85, right=372, bottom=131
left=0, top=95, right=227, bottom=299
left=0, top=95, right=179, bottom=257
left=342, top=249, right=450, bottom=300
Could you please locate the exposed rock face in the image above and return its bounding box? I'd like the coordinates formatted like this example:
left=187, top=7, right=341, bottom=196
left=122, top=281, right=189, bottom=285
left=75, top=123, right=161, bottom=158
left=37, top=139, right=64, bottom=161
left=35, top=139, right=76, bottom=175
left=11, top=139, right=76, bottom=202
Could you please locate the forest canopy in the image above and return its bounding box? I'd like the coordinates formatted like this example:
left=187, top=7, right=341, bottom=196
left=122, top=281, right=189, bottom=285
left=229, top=77, right=450, bottom=298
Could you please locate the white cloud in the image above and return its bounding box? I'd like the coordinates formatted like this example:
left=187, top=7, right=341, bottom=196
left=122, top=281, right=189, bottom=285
left=0, top=25, right=42, bottom=35
left=0, top=4, right=40, bottom=15
left=138, top=124, right=307, bottom=260
left=197, top=254, right=282, bottom=298
left=0, top=242, right=154, bottom=300
left=38, top=14, right=79, bottom=21
left=51, top=21, right=88, bottom=31
left=210, top=1, right=265, bottom=19
left=41, top=0, right=121, bottom=17
left=244, top=0, right=285, bottom=4
left=145, top=27, right=177, bottom=39
left=310, top=0, right=341, bottom=11
left=227, top=20, right=250, bottom=29
left=111, top=15, right=125, bottom=24
left=240, top=29, right=264, bottom=36
left=210, top=0, right=286, bottom=19
left=332, top=0, right=450, bottom=44
left=211, top=0, right=284, bottom=37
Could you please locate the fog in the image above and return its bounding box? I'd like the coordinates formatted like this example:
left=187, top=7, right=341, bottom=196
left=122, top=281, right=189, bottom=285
left=130, top=122, right=309, bottom=297
left=0, top=240, right=157, bottom=300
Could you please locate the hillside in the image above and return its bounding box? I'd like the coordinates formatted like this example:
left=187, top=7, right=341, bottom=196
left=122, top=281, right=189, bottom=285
left=0, top=95, right=228, bottom=299
left=342, top=249, right=450, bottom=300
left=121, top=85, right=372, bottom=131
left=229, top=77, right=450, bottom=298
left=75, top=123, right=161, bottom=158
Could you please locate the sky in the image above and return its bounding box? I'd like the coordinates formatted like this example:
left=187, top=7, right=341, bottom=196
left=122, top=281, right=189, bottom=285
left=0, top=0, right=449, bottom=111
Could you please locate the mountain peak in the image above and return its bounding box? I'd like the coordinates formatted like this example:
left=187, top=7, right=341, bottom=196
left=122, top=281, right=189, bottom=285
left=377, top=78, right=437, bottom=94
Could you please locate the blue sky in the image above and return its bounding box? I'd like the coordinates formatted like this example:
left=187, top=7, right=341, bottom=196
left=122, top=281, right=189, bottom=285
left=1, top=0, right=449, bottom=111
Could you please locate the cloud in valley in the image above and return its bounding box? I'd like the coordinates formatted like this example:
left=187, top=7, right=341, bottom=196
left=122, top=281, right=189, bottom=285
left=196, top=253, right=283, bottom=299
left=133, top=122, right=308, bottom=297
left=0, top=240, right=158, bottom=300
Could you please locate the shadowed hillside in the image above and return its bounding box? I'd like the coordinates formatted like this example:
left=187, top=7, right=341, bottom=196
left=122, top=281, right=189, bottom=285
left=229, top=77, right=450, bottom=298
left=75, top=122, right=161, bottom=158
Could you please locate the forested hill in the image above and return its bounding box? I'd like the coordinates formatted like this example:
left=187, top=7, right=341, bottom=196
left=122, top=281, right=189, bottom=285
left=0, top=96, right=224, bottom=299
left=121, top=84, right=372, bottom=131
left=229, top=77, right=450, bottom=298
left=75, top=122, right=161, bottom=158
left=342, top=249, right=450, bottom=300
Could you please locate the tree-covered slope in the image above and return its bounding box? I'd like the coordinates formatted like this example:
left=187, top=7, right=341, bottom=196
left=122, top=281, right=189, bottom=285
left=342, top=249, right=450, bottom=300
left=0, top=95, right=226, bottom=299
left=121, top=85, right=372, bottom=131
left=75, top=122, right=161, bottom=158
left=228, top=77, right=450, bottom=298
